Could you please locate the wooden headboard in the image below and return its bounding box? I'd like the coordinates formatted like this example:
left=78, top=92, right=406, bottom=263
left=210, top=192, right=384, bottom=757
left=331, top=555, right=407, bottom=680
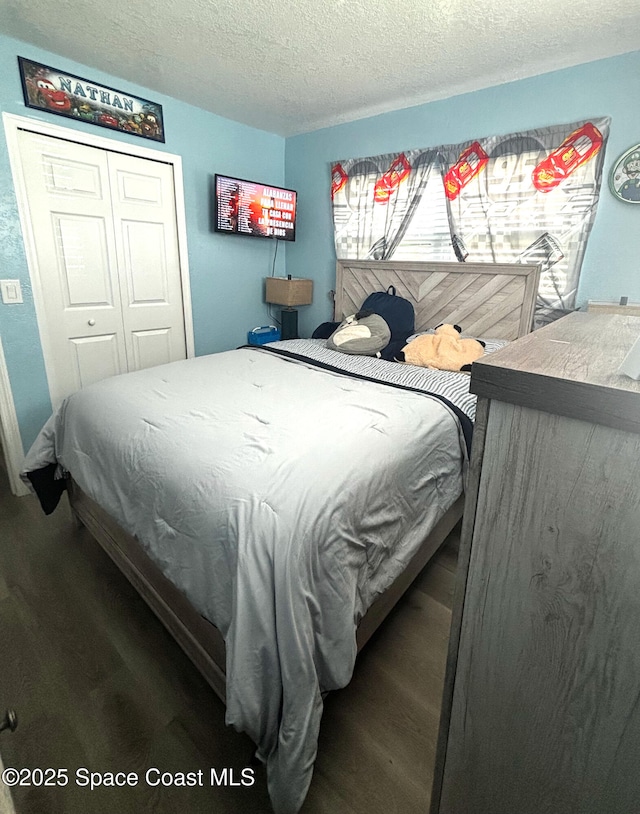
left=335, top=260, right=540, bottom=340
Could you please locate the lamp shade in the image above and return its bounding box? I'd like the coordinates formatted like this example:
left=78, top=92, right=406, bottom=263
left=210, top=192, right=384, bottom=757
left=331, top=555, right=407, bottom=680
left=265, top=277, right=313, bottom=307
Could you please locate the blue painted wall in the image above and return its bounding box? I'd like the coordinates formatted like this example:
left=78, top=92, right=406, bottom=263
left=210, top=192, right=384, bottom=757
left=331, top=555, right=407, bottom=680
left=285, top=50, right=640, bottom=338
left=2, top=36, right=639, bottom=453
left=0, top=33, right=285, bottom=450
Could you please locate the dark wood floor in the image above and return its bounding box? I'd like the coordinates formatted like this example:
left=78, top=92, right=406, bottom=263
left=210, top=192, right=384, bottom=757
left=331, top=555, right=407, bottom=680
left=0, top=464, right=458, bottom=814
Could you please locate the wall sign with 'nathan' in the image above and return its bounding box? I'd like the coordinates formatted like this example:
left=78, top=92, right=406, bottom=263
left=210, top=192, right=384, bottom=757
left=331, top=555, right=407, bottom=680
left=18, top=57, right=165, bottom=142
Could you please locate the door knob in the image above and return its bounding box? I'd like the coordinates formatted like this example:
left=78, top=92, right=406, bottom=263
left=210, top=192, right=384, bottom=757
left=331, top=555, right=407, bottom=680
left=0, top=709, right=17, bottom=734
left=87, top=319, right=96, bottom=326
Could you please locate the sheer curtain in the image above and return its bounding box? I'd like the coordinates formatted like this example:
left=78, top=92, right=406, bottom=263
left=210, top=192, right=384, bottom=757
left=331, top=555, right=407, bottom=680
left=331, top=149, right=442, bottom=260
left=443, top=118, right=610, bottom=325
left=331, top=117, right=610, bottom=326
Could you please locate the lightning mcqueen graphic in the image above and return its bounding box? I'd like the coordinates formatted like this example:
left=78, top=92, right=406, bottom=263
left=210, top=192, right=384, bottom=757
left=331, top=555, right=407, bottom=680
left=374, top=154, right=411, bottom=203
left=443, top=142, right=489, bottom=201
left=331, top=163, right=348, bottom=199
left=28, top=77, right=71, bottom=112
left=532, top=122, right=603, bottom=192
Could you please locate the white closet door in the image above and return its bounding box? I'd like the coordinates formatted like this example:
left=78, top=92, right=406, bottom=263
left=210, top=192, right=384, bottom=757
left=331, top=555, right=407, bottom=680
left=107, top=152, right=187, bottom=372
left=15, top=130, right=188, bottom=408
left=16, top=130, right=127, bottom=408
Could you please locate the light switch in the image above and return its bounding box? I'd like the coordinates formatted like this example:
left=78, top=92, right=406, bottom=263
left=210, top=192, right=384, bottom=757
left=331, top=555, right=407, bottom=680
left=0, top=279, right=23, bottom=304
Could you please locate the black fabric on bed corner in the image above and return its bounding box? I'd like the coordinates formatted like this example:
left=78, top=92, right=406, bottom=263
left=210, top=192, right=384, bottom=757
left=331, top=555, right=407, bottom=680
left=27, top=463, right=68, bottom=515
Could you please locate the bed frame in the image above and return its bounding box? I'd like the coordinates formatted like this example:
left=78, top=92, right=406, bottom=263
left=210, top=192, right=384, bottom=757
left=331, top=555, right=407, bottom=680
left=68, top=260, right=540, bottom=704
left=334, top=259, right=539, bottom=338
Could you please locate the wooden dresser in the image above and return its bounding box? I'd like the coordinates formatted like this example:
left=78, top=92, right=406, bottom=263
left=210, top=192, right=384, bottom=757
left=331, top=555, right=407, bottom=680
left=587, top=301, right=640, bottom=316
left=431, top=311, right=640, bottom=814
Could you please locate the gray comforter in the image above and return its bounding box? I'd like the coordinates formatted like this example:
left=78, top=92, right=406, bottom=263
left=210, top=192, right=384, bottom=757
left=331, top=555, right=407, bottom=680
left=22, top=341, right=471, bottom=812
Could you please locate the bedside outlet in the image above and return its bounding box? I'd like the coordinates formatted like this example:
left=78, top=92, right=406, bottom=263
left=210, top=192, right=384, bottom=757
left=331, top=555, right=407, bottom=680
left=0, top=280, right=23, bottom=304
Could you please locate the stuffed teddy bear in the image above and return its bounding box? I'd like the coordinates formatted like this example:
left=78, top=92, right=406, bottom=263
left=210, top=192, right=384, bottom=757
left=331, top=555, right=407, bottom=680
left=397, top=324, right=485, bottom=372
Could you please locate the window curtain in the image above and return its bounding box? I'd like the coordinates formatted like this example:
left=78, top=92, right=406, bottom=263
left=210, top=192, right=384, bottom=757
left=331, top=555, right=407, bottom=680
left=331, top=149, right=441, bottom=259
left=331, top=117, right=610, bottom=326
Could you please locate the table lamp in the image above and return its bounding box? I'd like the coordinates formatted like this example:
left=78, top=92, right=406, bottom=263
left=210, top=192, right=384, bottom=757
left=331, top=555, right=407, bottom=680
left=265, top=276, right=313, bottom=340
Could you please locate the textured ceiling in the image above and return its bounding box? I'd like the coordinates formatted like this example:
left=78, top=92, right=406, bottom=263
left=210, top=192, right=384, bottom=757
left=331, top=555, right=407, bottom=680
left=2, top=0, right=639, bottom=136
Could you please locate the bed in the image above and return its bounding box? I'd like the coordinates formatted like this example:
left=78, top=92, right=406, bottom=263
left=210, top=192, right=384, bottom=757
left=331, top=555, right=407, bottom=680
left=22, top=259, right=538, bottom=814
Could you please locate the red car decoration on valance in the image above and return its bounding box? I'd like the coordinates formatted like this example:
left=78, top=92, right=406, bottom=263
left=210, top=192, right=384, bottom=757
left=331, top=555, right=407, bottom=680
left=331, top=163, right=348, bottom=199
left=443, top=141, right=489, bottom=201
left=532, top=122, right=603, bottom=192
left=374, top=153, right=412, bottom=203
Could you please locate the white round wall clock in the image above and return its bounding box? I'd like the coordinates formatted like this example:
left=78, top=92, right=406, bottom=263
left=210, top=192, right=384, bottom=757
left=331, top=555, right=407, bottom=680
left=609, top=143, right=640, bottom=203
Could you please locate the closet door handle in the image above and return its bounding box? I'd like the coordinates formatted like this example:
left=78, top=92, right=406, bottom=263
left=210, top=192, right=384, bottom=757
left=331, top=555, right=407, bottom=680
left=87, top=319, right=96, bottom=326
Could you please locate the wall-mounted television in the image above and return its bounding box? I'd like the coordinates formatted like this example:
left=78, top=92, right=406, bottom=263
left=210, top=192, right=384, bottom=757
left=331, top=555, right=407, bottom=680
left=214, top=174, right=297, bottom=241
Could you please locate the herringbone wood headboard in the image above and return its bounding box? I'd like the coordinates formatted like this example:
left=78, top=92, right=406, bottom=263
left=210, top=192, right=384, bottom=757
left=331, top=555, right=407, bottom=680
left=335, top=260, right=540, bottom=340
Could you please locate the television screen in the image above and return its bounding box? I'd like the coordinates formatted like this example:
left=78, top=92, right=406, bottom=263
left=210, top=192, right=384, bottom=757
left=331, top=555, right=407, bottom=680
left=214, top=174, right=297, bottom=241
